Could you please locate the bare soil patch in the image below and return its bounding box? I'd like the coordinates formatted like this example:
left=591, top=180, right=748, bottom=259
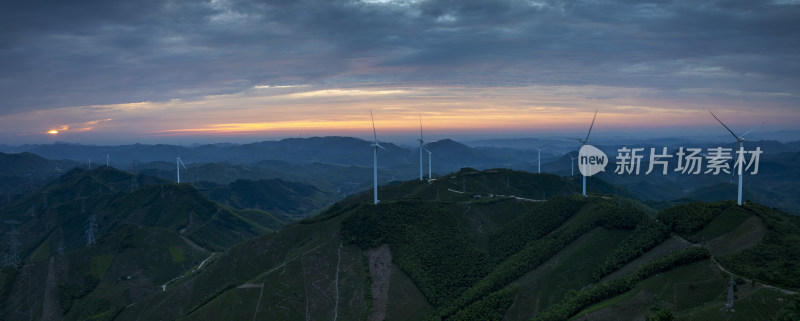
left=40, top=257, right=63, bottom=321
left=366, top=244, right=392, bottom=321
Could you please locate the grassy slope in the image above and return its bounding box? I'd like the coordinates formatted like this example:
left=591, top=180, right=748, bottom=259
left=15, top=169, right=795, bottom=321
left=504, top=227, right=634, bottom=320
left=559, top=201, right=800, bottom=321
left=128, top=170, right=678, bottom=320
left=569, top=259, right=795, bottom=321
left=0, top=168, right=303, bottom=321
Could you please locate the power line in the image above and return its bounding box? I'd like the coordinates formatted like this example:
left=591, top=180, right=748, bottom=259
left=85, top=214, right=97, bottom=247
left=3, top=220, right=21, bottom=268
left=725, top=275, right=735, bottom=310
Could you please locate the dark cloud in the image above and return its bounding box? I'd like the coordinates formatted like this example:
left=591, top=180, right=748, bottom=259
left=1, top=0, right=798, bottom=115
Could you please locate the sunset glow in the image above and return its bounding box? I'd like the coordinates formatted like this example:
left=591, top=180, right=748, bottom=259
left=1, top=83, right=793, bottom=144
left=0, top=0, right=797, bottom=144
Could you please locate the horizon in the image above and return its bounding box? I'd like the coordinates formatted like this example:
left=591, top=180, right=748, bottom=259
left=2, top=129, right=798, bottom=149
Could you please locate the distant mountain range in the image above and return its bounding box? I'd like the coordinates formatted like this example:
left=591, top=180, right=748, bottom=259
left=1, top=136, right=798, bottom=214
left=0, top=152, right=79, bottom=196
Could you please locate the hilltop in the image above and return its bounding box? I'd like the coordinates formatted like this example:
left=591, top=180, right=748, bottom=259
left=0, top=166, right=338, bottom=321
left=0, top=152, right=79, bottom=197
left=31, top=169, right=790, bottom=321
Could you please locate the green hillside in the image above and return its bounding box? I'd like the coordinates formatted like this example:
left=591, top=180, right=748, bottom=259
left=78, top=169, right=783, bottom=321
left=565, top=201, right=800, bottom=321
left=3, top=168, right=797, bottom=321
left=194, top=178, right=337, bottom=219
left=0, top=167, right=305, bottom=321
left=0, top=152, right=80, bottom=196
left=1, top=167, right=292, bottom=254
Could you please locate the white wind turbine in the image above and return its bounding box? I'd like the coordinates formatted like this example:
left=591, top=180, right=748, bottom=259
left=574, top=110, right=597, bottom=197
left=709, top=111, right=763, bottom=206
left=176, top=155, right=188, bottom=183
left=568, top=153, right=576, bottom=177
left=425, top=146, right=432, bottom=181
left=418, top=114, right=433, bottom=181
left=370, top=110, right=389, bottom=204
left=537, top=146, right=543, bottom=174
left=418, top=115, right=425, bottom=181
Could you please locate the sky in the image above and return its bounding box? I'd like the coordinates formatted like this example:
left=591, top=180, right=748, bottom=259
left=1, top=0, right=799, bottom=145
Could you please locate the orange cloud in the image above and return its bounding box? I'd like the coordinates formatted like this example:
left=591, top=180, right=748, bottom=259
left=45, top=119, right=111, bottom=135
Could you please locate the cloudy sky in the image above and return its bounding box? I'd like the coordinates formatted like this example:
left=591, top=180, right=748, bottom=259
left=1, top=0, right=798, bottom=144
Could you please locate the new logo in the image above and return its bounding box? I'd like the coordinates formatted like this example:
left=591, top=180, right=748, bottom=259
left=578, top=145, right=608, bottom=176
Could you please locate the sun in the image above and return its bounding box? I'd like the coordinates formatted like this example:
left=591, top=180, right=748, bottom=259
left=47, top=130, right=59, bottom=134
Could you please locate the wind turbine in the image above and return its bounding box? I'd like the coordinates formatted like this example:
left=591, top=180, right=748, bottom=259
left=176, top=156, right=188, bottom=183
left=370, top=110, right=389, bottom=204
left=425, top=146, right=432, bottom=181
left=568, top=153, right=576, bottom=176
left=709, top=111, right=763, bottom=206
left=537, top=146, right=543, bottom=174
left=418, top=114, right=426, bottom=181
left=575, top=110, right=597, bottom=197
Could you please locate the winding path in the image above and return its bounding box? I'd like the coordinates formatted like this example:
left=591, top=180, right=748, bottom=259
left=333, top=242, right=342, bottom=321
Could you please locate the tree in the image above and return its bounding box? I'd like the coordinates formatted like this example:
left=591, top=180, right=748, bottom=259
left=646, top=309, right=675, bottom=321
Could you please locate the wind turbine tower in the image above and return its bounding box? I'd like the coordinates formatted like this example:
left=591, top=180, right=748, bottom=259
left=576, top=110, right=597, bottom=197
left=537, top=146, right=543, bottom=174
left=425, top=147, right=432, bottom=180
left=709, top=111, right=763, bottom=206
left=176, top=156, right=188, bottom=183
left=569, top=153, right=576, bottom=177
left=418, top=114, right=433, bottom=180
left=418, top=115, right=425, bottom=180
left=370, top=110, right=389, bottom=204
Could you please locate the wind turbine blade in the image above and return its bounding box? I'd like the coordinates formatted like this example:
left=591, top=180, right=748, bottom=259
left=419, top=113, right=423, bottom=139
left=376, top=143, right=390, bottom=152
left=179, top=158, right=188, bottom=170
left=423, top=146, right=431, bottom=153
left=370, top=109, right=378, bottom=142
left=709, top=111, right=739, bottom=139
left=584, top=109, right=597, bottom=144
left=740, top=121, right=766, bottom=138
